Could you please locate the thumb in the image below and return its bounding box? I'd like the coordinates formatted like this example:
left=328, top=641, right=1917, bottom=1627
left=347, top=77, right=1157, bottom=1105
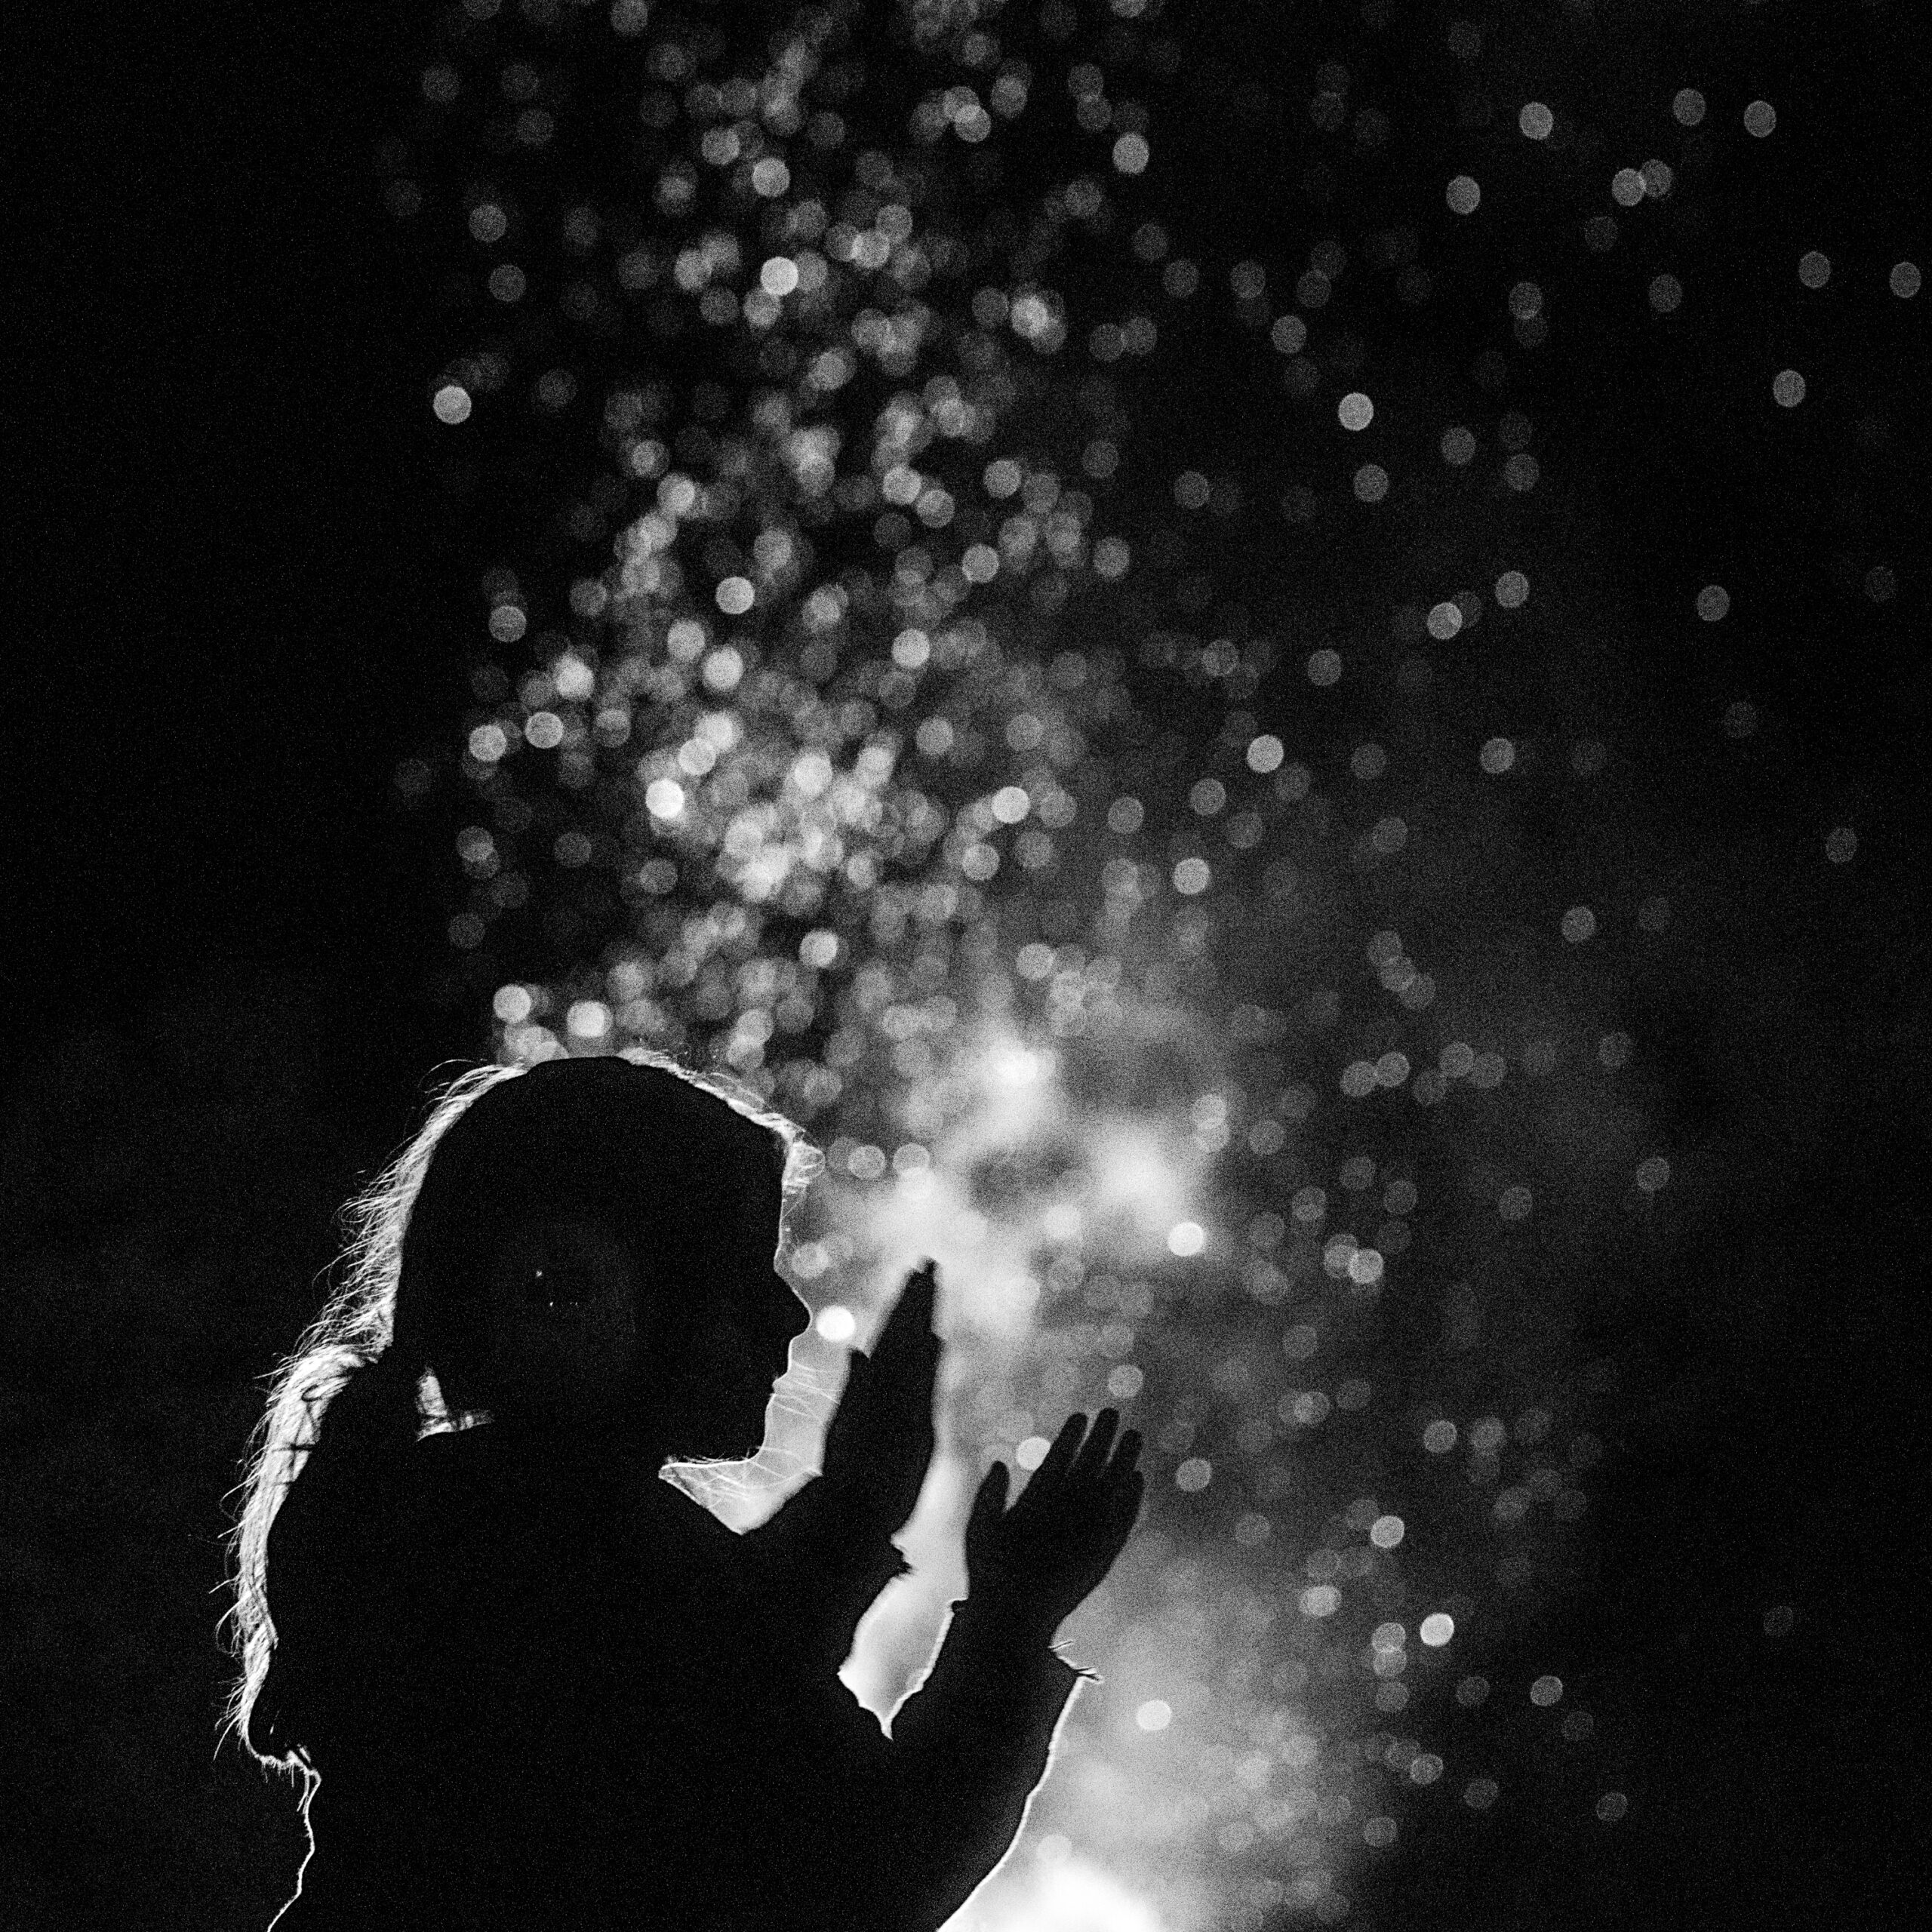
left=965, top=1460, right=1008, bottom=1548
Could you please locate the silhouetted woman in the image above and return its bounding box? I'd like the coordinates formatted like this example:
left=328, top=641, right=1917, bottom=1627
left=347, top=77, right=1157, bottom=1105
left=224, top=1053, right=1143, bottom=1928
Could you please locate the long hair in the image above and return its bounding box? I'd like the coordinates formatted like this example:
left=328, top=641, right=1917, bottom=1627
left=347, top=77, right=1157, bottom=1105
left=220, top=1051, right=820, bottom=1777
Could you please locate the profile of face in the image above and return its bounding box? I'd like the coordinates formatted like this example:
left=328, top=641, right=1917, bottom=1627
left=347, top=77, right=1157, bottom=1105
left=455, top=1196, right=809, bottom=1463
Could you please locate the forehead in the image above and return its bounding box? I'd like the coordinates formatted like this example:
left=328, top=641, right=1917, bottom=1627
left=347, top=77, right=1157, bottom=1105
left=490, top=1166, right=785, bottom=1254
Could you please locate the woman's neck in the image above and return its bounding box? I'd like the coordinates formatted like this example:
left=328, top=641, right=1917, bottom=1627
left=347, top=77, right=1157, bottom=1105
left=490, top=1403, right=668, bottom=1475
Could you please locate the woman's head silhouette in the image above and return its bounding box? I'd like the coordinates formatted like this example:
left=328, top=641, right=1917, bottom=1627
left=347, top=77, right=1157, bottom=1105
left=395, top=1054, right=811, bottom=1454
left=223, top=1051, right=820, bottom=1774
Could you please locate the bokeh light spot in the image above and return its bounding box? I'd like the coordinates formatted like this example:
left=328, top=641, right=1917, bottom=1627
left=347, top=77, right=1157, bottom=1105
left=566, top=1000, right=611, bottom=1039
left=815, top=1304, right=856, bottom=1344
left=1167, top=1220, right=1207, bottom=1257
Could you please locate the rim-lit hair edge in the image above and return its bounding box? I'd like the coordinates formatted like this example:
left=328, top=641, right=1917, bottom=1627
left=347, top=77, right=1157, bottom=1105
left=216, top=1049, right=820, bottom=1778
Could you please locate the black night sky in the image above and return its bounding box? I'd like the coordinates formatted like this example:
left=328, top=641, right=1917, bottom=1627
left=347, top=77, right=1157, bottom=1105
left=7, top=3, right=1927, bottom=1928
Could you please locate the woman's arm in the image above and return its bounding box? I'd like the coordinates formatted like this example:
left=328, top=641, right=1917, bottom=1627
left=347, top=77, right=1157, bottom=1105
left=739, top=1412, right=1140, bottom=1932
left=734, top=1585, right=1088, bottom=1932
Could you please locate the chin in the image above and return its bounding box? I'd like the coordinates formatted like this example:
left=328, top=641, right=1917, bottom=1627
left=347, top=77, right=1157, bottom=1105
left=685, top=1431, right=764, bottom=1463
left=664, top=1365, right=775, bottom=1462
left=680, top=1403, right=768, bottom=1463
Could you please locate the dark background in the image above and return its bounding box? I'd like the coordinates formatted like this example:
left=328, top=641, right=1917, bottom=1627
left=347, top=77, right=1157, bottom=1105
left=6, top=2, right=1926, bottom=1927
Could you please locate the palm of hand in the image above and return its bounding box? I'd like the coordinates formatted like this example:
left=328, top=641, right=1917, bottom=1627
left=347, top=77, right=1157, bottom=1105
left=964, top=1408, right=1145, bottom=1640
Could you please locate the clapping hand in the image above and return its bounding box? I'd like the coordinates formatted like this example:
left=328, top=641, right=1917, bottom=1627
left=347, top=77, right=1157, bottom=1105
left=964, top=1407, right=1145, bottom=1645
left=817, top=1260, right=942, bottom=1540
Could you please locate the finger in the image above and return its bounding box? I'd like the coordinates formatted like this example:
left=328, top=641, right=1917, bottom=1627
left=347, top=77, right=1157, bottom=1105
left=869, top=1318, right=938, bottom=1374
left=870, top=1329, right=942, bottom=1404
left=1106, top=1485, right=1145, bottom=1558
left=876, top=1264, right=940, bottom=1350
left=1032, top=1411, right=1088, bottom=1489
left=1071, top=1407, right=1120, bottom=1484
left=1099, top=1469, right=1145, bottom=1543
left=1111, top=1427, right=1143, bottom=1474
left=967, top=1459, right=1010, bottom=1540
left=891, top=1260, right=937, bottom=1316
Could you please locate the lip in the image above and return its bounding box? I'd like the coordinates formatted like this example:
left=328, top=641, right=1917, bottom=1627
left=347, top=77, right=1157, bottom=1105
left=736, top=1362, right=781, bottom=1401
